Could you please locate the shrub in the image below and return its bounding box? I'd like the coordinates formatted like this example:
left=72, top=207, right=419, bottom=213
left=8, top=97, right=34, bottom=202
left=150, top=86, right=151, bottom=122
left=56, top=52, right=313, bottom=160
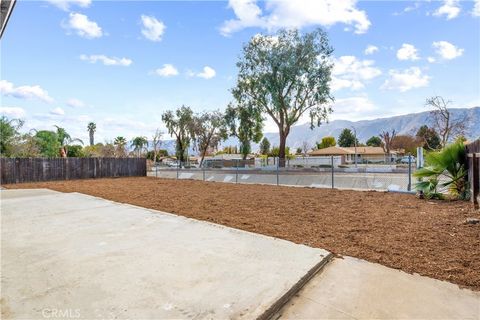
left=414, top=142, right=469, bottom=200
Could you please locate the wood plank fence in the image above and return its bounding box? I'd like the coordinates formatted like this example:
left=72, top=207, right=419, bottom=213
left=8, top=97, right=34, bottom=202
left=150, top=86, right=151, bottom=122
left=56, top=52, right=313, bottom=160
left=0, top=158, right=146, bottom=184
left=465, top=140, right=480, bottom=209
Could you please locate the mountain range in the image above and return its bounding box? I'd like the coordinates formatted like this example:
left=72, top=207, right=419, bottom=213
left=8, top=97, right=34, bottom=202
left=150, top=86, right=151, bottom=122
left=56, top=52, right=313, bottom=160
left=158, top=107, right=479, bottom=155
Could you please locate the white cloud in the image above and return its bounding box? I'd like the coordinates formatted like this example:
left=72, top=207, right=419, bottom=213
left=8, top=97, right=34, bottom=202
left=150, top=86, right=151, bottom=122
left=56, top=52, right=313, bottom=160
left=220, top=0, right=371, bottom=36
left=0, top=107, right=26, bottom=118
left=80, top=54, right=133, bottom=66
left=50, top=107, right=65, bottom=115
left=196, top=66, right=216, bottom=79
left=474, top=0, right=480, bottom=16
left=396, top=43, right=420, bottom=61
left=0, top=80, right=54, bottom=103
left=154, top=64, right=179, bottom=77
left=65, top=12, right=103, bottom=39
left=332, top=96, right=376, bottom=115
left=433, top=0, right=461, bottom=20
left=66, top=98, right=85, bottom=108
left=46, top=0, right=91, bottom=11
left=141, top=15, right=165, bottom=42
left=331, top=56, right=381, bottom=91
left=381, top=67, right=430, bottom=92
left=364, top=45, right=378, bottom=55
left=427, top=56, right=436, bottom=63
left=432, top=41, right=464, bottom=60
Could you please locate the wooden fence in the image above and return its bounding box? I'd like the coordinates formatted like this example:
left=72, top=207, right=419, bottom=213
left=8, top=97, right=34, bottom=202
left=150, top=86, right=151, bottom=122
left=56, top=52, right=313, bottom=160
left=465, top=140, right=480, bottom=209
left=0, top=157, right=146, bottom=184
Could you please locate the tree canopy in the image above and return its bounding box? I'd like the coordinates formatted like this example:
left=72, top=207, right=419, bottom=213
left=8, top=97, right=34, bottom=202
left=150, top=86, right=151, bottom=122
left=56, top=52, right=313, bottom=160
left=162, top=105, right=195, bottom=165
left=338, top=129, right=358, bottom=147
left=316, top=136, right=336, bottom=149
left=225, top=102, right=263, bottom=160
left=366, top=136, right=382, bottom=147
left=416, top=125, right=441, bottom=150
left=232, top=28, right=334, bottom=161
left=259, top=137, right=271, bottom=155
left=192, top=110, right=227, bottom=166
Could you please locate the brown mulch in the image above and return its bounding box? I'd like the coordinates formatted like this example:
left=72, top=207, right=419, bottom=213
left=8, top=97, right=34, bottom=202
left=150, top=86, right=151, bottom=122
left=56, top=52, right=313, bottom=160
left=4, top=177, right=480, bottom=291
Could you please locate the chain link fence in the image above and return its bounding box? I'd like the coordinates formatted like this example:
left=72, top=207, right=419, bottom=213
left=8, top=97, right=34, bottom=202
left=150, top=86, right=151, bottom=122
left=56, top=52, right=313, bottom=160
left=149, top=156, right=415, bottom=192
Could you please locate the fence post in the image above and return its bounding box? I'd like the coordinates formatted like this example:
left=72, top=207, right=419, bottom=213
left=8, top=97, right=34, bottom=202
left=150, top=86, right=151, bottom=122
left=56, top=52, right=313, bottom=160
left=408, top=154, right=412, bottom=191
left=176, top=161, right=179, bottom=179
left=471, top=153, right=479, bottom=209
left=276, top=158, right=279, bottom=186
left=236, top=159, right=239, bottom=184
left=203, top=164, right=205, bottom=181
left=331, top=156, right=334, bottom=189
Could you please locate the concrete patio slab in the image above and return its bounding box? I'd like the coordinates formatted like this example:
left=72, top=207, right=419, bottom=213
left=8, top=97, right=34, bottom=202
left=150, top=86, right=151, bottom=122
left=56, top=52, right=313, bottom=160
left=1, top=189, right=330, bottom=319
left=277, top=256, right=480, bottom=319
left=0, top=188, right=60, bottom=200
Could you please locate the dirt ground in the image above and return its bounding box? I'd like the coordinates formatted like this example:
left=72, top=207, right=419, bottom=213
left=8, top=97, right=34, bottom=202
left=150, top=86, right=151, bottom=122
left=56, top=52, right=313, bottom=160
left=4, top=177, right=480, bottom=291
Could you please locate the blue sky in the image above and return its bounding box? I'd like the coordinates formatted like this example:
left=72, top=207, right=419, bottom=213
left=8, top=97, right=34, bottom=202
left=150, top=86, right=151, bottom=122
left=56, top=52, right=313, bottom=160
left=1, top=0, right=479, bottom=142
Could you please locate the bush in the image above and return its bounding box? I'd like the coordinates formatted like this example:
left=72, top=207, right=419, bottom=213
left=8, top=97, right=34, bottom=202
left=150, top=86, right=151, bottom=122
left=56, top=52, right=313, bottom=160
left=414, top=142, right=468, bottom=200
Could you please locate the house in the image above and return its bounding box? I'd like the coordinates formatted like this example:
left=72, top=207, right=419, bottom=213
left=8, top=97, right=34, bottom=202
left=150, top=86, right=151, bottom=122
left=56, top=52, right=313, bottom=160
left=308, top=146, right=399, bottom=164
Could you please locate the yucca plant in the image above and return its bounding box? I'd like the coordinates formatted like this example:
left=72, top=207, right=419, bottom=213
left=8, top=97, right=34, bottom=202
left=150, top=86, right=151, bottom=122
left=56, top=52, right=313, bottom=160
left=414, top=142, right=469, bottom=200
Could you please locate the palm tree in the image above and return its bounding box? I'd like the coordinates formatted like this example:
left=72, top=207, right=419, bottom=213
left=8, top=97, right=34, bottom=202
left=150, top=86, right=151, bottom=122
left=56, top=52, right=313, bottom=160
left=54, top=125, right=83, bottom=157
left=87, top=122, right=96, bottom=146
left=414, top=142, right=468, bottom=199
left=114, top=136, right=127, bottom=157
left=131, top=136, right=148, bottom=157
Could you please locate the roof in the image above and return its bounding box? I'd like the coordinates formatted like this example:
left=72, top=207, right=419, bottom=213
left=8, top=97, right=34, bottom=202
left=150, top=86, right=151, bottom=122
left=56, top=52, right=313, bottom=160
left=344, top=147, right=387, bottom=155
left=308, top=146, right=354, bottom=156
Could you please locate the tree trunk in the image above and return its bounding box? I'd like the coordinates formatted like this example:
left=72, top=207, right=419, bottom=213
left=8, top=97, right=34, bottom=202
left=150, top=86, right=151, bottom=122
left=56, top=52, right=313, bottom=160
left=279, top=131, right=287, bottom=167
left=177, top=138, right=185, bottom=168
left=89, top=133, right=94, bottom=146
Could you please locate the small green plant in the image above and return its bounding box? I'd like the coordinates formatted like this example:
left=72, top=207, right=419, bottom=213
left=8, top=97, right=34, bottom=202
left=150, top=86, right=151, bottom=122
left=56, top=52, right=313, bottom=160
left=414, top=142, right=469, bottom=200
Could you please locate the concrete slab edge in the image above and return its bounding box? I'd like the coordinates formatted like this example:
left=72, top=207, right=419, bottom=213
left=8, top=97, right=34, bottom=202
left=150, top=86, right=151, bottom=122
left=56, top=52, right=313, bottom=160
left=259, top=252, right=334, bottom=320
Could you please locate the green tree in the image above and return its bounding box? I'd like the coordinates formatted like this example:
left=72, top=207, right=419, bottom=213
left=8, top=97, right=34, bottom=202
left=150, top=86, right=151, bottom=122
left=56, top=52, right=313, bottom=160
left=114, top=136, right=127, bottom=157
left=54, top=126, right=83, bottom=157
left=34, top=130, right=61, bottom=157
left=416, top=125, right=441, bottom=150
left=67, top=145, right=85, bottom=157
left=146, top=149, right=168, bottom=161
left=316, top=136, right=336, bottom=149
left=162, top=106, right=194, bottom=166
left=366, top=136, right=382, bottom=147
left=87, top=122, right=96, bottom=146
left=151, top=129, right=163, bottom=167
left=232, top=28, right=334, bottom=163
left=192, top=110, right=227, bottom=166
left=338, top=129, right=358, bottom=147
left=0, top=116, right=24, bottom=156
left=131, top=136, right=148, bottom=157
left=259, top=137, right=271, bottom=155
left=225, top=102, right=263, bottom=160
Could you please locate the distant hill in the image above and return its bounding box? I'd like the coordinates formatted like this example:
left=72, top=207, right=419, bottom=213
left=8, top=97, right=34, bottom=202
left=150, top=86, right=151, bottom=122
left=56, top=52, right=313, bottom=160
left=159, top=107, right=480, bottom=155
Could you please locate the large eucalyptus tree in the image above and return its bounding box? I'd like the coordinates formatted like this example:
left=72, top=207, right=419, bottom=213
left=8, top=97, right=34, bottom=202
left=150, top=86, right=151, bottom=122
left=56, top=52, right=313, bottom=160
left=232, top=28, right=334, bottom=163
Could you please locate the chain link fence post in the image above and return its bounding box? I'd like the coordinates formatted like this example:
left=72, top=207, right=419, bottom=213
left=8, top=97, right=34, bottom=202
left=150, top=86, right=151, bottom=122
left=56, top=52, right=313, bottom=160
left=176, top=160, right=179, bottom=180
left=203, top=163, right=205, bottom=181
left=236, top=159, right=239, bottom=184
left=408, top=154, right=412, bottom=191
left=331, top=155, right=334, bottom=189
left=276, top=157, right=279, bottom=186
